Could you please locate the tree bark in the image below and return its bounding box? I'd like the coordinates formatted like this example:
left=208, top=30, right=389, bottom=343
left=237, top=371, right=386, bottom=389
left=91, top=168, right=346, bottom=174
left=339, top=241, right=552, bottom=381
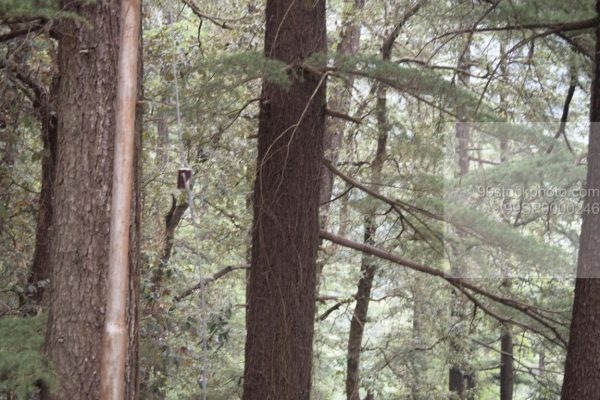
left=42, top=1, right=142, bottom=399
left=242, top=0, right=326, bottom=399
left=561, top=1, right=600, bottom=398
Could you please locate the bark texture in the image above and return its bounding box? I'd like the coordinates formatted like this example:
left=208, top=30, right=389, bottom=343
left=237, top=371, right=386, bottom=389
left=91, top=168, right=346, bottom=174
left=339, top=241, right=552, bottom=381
left=561, top=2, right=600, bottom=398
left=42, top=1, right=141, bottom=399
left=242, top=0, right=326, bottom=399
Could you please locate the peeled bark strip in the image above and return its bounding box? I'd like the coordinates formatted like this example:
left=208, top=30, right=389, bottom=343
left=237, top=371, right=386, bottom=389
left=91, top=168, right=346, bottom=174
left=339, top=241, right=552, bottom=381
left=561, top=1, right=600, bottom=398
left=42, top=1, right=142, bottom=399
left=100, top=0, right=142, bottom=397
left=242, top=0, right=327, bottom=399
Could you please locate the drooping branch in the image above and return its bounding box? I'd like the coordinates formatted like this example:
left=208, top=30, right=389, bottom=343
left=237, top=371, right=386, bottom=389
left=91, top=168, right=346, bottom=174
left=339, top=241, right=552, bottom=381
left=437, top=17, right=600, bottom=38
left=381, top=0, right=428, bottom=60
left=546, top=70, right=576, bottom=154
left=320, top=230, right=568, bottom=347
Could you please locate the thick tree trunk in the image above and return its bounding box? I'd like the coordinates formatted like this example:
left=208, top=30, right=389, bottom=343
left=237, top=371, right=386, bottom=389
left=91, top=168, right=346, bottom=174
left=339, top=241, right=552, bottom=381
left=42, top=1, right=142, bottom=399
left=561, top=2, right=600, bottom=398
left=242, top=0, right=326, bottom=399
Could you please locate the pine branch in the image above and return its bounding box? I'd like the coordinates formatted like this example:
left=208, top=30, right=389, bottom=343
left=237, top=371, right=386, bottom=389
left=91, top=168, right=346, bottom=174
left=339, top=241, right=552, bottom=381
left=320, top=230, right=568, bottom=347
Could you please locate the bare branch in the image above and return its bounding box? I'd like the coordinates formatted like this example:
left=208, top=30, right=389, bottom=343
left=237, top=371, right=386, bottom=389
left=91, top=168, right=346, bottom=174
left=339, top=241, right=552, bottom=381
left=174, top=264, right=249, bottom=301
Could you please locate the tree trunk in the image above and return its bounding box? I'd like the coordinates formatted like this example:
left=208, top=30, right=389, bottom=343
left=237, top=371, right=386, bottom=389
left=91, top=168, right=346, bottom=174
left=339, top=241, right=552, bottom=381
left=42, top=1, right=142, bottom=399
left=561, top=2, right=600, bottom=398
left=345, top=83, right=388, bottom=400
left=449, top=41, right=476, bottom=400
left=29, top=104, right=57, bottom=304
left=320, top=0, right=364, bottom=226
left=242, top=0, right=326, bottom=399
left=500, top=329, right=514, bottom=400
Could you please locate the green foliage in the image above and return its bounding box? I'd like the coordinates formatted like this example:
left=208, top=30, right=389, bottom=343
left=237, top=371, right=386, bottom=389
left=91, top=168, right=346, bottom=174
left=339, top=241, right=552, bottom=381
left=0, top=314, right=56, bottom=398
left=0, top=0, right=87, bottom=21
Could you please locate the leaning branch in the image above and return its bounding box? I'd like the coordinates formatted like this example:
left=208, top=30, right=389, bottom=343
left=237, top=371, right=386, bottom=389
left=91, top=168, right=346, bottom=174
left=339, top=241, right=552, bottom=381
left=174, top=264, right=249, bottom=301
left=320, top=230, right=568, bottom=346
left=325, top=108, right=362, bottom=124
left=180, top=0, right=233, bottom=29
left=437, top=17, right=599, bottom=38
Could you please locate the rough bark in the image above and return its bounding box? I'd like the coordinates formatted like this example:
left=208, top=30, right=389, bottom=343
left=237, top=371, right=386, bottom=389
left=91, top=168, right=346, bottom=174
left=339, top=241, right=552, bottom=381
left=561, top=2, right=600, bottom=398
left=42, top=1, right=142, bottom=399
left=242, top=0, right=326, bottom=399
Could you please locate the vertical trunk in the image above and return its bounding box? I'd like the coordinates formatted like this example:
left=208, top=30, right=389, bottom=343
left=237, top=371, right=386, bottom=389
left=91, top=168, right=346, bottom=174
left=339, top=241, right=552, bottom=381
left=29, top=77, right=58, bottom=305
left=500, top=329, right=514, bottom=400
left=242, top=0, right=326, bottom=399
left=410, top=276, right=428, bottom=399
left=42, top=1, right=142, bottom=399
left=345, top=3, right=428, bottom=394
left=320, top=0, right=365, bottom=225
left=561, top=2, right=600, bottom=398
left=100, top=0, right=142, bottom=396
left=345, top=83, right=387, bottom=400
left=498, top=40, right=514, bottom=400
left=449, top=42, right=475, bottom=400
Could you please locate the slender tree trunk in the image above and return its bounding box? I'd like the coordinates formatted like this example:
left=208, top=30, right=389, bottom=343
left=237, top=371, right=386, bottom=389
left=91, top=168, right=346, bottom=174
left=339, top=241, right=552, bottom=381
left=500, top=329, right=514, bottom=400
left=42, top=1, right=142, bottom=399
left=345, top=4, right=428, bottom=396
left=449, top=41, right=476, bottom=400
left=29, top=75, right=58, bottom=305
left=345, top=83, right=387, bottom=400
left=498, top=40, right=514, bottom=400
left=561, top=2, right=600, bottom=398
left=320, top=0, right=364, bottom=225
left=242, top=0, right=326, bottom=398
